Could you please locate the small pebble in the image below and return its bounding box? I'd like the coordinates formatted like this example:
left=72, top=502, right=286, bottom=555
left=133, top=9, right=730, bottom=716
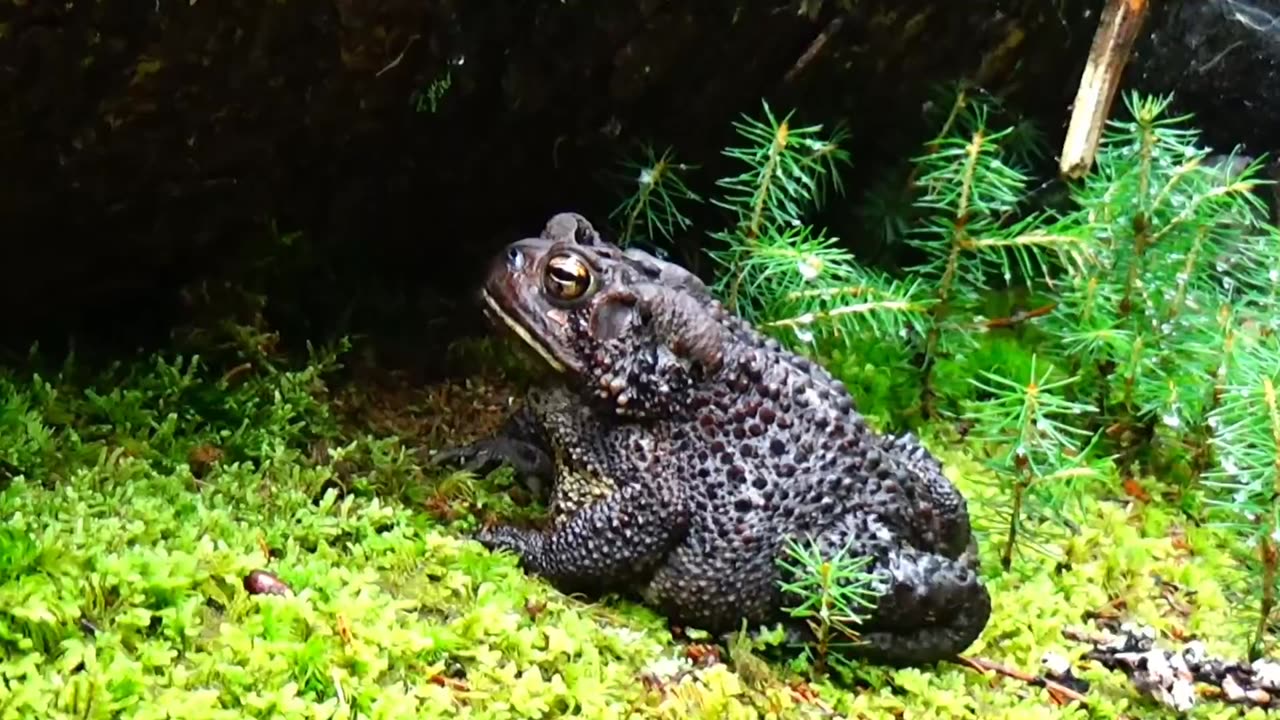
left=1182, top=640, right=1207, bottom=666
left=1041, top=651, right=1071, bottom=677
left=1223, top=675, right=1246, bottom=702
left=1253, top=659, right=1280, bottom=690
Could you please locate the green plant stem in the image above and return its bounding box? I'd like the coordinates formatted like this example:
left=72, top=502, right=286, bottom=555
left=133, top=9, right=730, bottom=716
left=1253, top=377, right=1280, bottom=660
left=1254, top=531, right=1276, bottom=662
left=813, top=559, right=833, bottom=676
left=750, top=122, right=787, bottom=241
left=1120, top=120, right=1156, bottom=317
left=933, top=129, right=983, bottom=320
left=761, top=299, right=929, bottom=331
left=725, top=121, right=788, bottom=312
left=1002, top=476, right=1026, bottom=571
left=1122, top=335, right=1144, bottom=414
left=921, top=128, right=985, bottom=416
left=621, top=149, right=681, bottom=246
left=1167, top=225, right=1208, bottom=321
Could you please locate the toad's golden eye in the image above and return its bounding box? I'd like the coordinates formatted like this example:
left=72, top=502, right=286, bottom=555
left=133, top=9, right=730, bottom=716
left=543, top=253, right=592, bottom=301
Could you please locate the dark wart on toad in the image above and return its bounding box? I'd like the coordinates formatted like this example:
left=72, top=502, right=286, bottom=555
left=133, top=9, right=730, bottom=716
left=435, top=212, right=991, bottom=667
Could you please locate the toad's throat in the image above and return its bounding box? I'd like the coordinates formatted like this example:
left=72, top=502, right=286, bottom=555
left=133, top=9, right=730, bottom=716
left=481, top=289, right=568, bottom=373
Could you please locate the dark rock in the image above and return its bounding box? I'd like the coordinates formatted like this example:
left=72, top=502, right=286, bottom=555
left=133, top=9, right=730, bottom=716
left=0, top=0, right=1273, bottom=358
left=243, top=569, right=292, bottom=597
left=1129, top=0, right=1280, bottom=155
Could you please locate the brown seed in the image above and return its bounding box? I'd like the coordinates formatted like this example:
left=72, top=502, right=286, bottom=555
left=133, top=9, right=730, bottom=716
left=187, top=444, right=224, bottom=479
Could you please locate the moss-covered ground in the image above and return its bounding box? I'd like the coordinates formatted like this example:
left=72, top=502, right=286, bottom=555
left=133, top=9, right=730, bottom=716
left=0, top=337, right=1268, bottom=719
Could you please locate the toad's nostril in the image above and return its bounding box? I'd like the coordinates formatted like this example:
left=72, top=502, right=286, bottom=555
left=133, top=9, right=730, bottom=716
left=507, top=246, right=524, bottom=270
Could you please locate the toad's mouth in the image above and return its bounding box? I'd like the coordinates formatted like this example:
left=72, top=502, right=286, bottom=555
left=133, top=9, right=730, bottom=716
left=481, top=288, right=574, bottom=375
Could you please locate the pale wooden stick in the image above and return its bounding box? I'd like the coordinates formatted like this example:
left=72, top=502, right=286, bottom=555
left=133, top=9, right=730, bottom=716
left=1059, top=0, right=1151, bottom=179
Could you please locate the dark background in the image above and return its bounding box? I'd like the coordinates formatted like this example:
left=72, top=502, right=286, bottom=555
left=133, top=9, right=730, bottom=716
left=2, top=0, right=1277, bottom=373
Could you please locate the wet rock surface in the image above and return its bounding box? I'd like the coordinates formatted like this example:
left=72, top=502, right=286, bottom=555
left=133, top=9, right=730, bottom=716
left=1, top=0, right=1275, bottom=354
left=1129, top=0, right=1280, bottom=155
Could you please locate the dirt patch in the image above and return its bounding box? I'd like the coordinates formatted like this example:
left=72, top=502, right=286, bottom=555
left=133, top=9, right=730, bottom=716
left=332, top=362, right=523, bottom=452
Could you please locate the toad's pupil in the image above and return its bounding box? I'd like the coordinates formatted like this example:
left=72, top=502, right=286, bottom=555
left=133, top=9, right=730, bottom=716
left=544, top=259, right=589, bottom=299
left=551, top=266, right=581, bottom=283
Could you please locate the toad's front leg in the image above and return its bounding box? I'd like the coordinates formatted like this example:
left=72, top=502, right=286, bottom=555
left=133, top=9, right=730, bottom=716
left=430, top=402, right=556, bottom=501
left=476, top=475, right=692, bottom=595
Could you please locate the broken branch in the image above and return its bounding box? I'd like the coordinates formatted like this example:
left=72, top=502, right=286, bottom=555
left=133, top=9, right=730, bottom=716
left=955, top=654, right=1090, bottom=707
left=1059, top=0, right=1150, bottom=179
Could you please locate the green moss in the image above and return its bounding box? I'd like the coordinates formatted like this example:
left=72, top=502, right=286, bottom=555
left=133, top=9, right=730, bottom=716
left=0, top=346, right=1271, bottom=719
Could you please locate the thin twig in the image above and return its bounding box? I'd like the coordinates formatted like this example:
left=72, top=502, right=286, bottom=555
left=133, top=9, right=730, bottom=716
left=220, top=362, right=254, bottom=386
left=376, top=34, right=421, bottom=77
left=956, top=655, right=1090, bottom=706
left=783, top=16, right=845, bottom=84
left=978, top=302, right=1058, bottom=330
left=1059, top=0, right=1150, bottom=179
left=1062, top=627, right=1107, bottom=645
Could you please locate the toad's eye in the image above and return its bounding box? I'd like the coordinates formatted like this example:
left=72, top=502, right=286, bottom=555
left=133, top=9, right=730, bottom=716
left=543, top=253, right=591, bottom=301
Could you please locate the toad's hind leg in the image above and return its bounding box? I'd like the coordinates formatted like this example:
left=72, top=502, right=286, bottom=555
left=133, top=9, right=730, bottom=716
left=784, top=514, right=991, bottom=667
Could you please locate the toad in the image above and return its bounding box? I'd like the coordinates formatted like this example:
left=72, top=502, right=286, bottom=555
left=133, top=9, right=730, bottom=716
left=436, top=212, right=991, bottom=666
